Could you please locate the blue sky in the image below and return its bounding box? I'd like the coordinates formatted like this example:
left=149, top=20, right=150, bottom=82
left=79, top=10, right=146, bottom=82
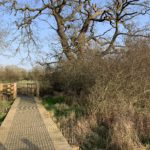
left=0, top=4, right=56, bottom=69
left=0, top=0, right=149, bottom=69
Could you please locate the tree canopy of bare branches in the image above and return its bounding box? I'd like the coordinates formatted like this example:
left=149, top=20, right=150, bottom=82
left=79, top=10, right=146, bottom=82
left=1, top=0, right=150, bottom=61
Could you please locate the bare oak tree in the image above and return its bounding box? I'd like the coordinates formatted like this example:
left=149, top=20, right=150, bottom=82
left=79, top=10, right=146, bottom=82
left=2, top=0, right=150, bottom=60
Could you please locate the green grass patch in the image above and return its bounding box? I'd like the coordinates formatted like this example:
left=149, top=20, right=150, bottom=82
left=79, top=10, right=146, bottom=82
left=0, top=100, right=13, bottom=125
left=42, top=96, right=85, bottom=119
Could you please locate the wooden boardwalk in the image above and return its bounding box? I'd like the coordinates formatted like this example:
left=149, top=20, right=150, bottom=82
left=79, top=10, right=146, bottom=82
left=0, top=96, right=71, bottom=150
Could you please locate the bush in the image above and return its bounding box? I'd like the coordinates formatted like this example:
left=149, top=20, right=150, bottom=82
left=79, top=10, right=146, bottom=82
left=42, top=38, right=150, bottom=149
left=49, top=52, right=105, bottom=105
left=75, top=40, right=150, bottom=150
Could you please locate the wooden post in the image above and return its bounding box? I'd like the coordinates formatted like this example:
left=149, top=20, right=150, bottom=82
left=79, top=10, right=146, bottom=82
left=36, top=81, right=40, bottom=97
left=0, top=83, right=3, bottom=92
left=7, top=84, right=11, bottom=99
left=0, top=83, right=3, bottom=100
left=13, top=83, right=17, bottom=99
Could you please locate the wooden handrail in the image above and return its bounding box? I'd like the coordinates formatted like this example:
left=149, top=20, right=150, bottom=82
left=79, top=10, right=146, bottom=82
left=0, top=83, right=17, bottom=100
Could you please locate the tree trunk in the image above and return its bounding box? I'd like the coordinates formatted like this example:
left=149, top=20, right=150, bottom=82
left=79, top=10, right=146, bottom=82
left=53, top=11, right=75, bottom=60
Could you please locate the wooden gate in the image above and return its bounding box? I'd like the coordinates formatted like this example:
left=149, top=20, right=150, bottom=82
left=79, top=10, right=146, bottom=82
left=17, top=82, right=39, bottom=96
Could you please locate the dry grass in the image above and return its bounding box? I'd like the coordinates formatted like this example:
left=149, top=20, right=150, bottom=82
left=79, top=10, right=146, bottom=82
left=76, top=40, right=150, bottom=149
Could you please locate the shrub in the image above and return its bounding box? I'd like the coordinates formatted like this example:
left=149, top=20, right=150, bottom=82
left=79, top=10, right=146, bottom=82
left=42, top=38, right=150, bottom=149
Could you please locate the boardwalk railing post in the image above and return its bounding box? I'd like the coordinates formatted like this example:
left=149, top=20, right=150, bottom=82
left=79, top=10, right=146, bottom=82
left=0, top=83, right=3, bottom=100
left=36, top=81, right=40, bottom=97
left=13, top=83, right=17, bottom=99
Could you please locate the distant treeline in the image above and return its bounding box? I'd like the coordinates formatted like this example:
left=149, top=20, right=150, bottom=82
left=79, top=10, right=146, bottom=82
left=0, top=65, right=44, bottom=82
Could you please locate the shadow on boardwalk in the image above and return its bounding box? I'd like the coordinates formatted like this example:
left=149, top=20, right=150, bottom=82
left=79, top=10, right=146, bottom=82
left=0, top=139, right=41, bottom=150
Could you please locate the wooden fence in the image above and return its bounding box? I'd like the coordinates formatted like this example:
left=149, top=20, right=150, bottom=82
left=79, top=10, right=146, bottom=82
left=0, top=83, right=17, bottom=100
left=17, top=82, right=39, bottom=96
left=0, top=81, right=39, bottom=100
